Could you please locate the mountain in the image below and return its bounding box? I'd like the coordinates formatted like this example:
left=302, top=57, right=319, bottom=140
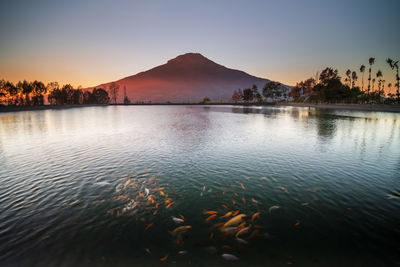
left=89, top=53, right=286, bottom=103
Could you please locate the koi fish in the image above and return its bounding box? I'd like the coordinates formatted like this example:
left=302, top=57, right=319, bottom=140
left=124, top=179, right=131, bottom=188
left=278, top=186, right=288, bottom=193
left=232, top=210, right=239, bottom=216
left=145, top=248, right=151, bottom=254
left=166, top=201, right=175, bottom=209
left=221, top=245, right=231, bottom=249
left=165, top=199, right=172, bottom=204
left=160, top=191, right=166, bottom=196
left=179, top=214, right=185, bottom=220
left=145, top=223, right=153, bottom=231
left=152, top=187, right=165, bottom=192
left=221, top=204, right=228, bottom=209
left=251, top=212, right=261, bottom=222
left=172, top=216, right=184, bottom=224
left=153, top=210, right=158, bottom=216
left=178, top=250, right=188, bottom=255
left=113, top=195, right=129, bottom=200
left=160, top=255, right=168, bottom=262
left=241, top=197, right=246, bottom=204
left=235, top=237, right=248, bottom=244
left=144, top=188, right=150, bottom=196
left=236, top=224, right=252, bottom=238
left=206, top=214, right=217, bottom=222
left=220, top=211, right=233, bottom=218
left=170, top=225, right=192, bottom=236
left=251, top=197, right=259, bottom=204
left=222, top=253, right=239, bottom=261
left=269, top=205, right=280, bottom=213
left=240, top=183, right=246, bottom=190
left=203, top=211, right=218, bottom=215
left=223, top=226, right=238, bottom=233
left=223, top=214, right=246, bottom=228
left=295, top=220, right=300, bottom=227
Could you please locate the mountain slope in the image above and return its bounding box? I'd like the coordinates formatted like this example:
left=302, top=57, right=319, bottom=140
left=90, top=53, right=279, bottom=102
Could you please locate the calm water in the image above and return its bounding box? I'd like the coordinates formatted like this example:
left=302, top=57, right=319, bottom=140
left=0, top=105, right=399, bottom=267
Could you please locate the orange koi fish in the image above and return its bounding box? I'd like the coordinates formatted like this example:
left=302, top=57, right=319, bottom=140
left=166, top=201, right=175, bottom=209
left=145, top=223, right=153, bottom=230
left=251, top=212, right=261, bottom=222
left=240, top=183, right=246, bottom=190
left=206, top=214, right=217, bottom=222
left=203, top=211, right=218, bottom=215
left=220, top=211, right=233, bottom=218
left=160, top=255, right=168, bottom=262
left=113, top=195, right=129, bottom=200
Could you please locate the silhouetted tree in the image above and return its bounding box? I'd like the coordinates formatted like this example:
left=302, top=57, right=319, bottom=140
left=360, top=65, right=365, bottom=91
left=242, top=88, right=253, bottom=102
left=251, top=84, right=262, bottom=102
left=32, top=80, right=46, bottom=105
left=376, top=70, right=383, bottom=101
left=386, top=58, right=399, bottom=101
left=92, top=88, right=110, bottom=104
left=368, top=57, right=375, bottom=95
left=345, top=69, right=351, bottom=86
left=372, top=78, right=376, bottom=92
left=351, top=71, right=358, bottom=88
left=19, top=80, right=33, bottom=106
left=262, top=81, right=282, bottom=101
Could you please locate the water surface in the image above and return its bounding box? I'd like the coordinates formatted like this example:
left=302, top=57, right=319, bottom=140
left=0, top=105, right=399, bottom=266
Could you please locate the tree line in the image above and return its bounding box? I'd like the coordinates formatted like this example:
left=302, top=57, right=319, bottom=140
left=289, top=57, right=399, bottom=104
left=232, top=82, right=289, bottom=103
left=0, top=79, right=111, bottom=106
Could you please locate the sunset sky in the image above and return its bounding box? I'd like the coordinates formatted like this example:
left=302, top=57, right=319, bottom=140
left=1, top=0, right=399, bottom=88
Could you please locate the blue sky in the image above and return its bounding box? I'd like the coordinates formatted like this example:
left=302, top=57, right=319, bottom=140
left=0, top=0, right=399, bottom=87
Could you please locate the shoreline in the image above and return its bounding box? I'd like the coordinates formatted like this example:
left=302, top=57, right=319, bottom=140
left=1, top=102, right=400, bottom=113
left=277, top=103, right=400, bottom=113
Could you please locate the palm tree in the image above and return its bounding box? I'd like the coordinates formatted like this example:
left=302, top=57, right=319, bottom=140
left=372, top=78, right=376, bottom=92
left=386, top=58, right=399, bottom=102
left=382, top=80, right=385, bottom=97
left=360, top=65, right=365, bottom=91
left=376, top=70, right=383, bottom=100
left=351, top=71, right=358, bottom=88
left=345, top=69, right=351, bottom=86
left=368, top=57, right=375, bottom=95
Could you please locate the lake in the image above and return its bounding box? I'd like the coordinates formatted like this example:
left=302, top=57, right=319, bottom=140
left=0, top=105, right=399, bottom=266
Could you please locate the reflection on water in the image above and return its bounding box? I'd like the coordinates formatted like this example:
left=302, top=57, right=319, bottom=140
left=0, top=105, right=400, bottom=267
